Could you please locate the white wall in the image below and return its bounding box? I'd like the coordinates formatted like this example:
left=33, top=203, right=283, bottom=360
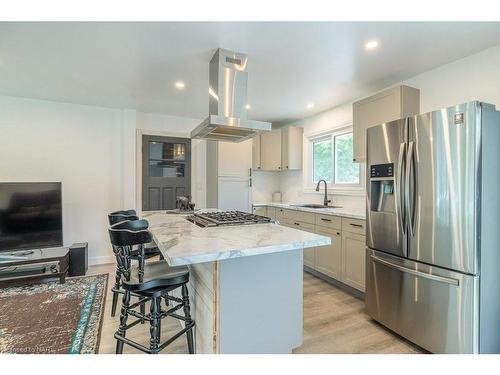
left=404, top=44, right=500, bottom=113
left=0, top=96, right=204, bottom=265
left=0, top=96, right=123, bottom=265
left=259, top=44, right=500, bottom=207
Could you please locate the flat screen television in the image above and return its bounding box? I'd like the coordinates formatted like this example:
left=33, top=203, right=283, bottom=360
left=0, top=182, right=63, bottom=252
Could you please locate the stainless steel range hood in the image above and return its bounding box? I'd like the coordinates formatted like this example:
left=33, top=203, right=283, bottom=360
left=191, top=49, right=272, bottom=142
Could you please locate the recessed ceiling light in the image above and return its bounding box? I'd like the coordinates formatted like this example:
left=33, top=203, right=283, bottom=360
left=175, top=81, right=185, bottom=89
left=245, top=104, right=251, bottom=110
left=307, top=103, right=315, bottom=109
left=365, top=40, right=379, bottom=50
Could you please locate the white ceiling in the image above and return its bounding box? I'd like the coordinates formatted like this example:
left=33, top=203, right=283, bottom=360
left=1, top=22, right=500, bottom=123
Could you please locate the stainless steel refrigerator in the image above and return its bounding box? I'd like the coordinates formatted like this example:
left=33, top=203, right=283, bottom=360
left=365, top=101, right=500, bottom=354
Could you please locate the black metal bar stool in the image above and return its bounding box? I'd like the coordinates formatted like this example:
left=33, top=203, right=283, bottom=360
left=109, top=225, right=195, bottom=354
left=108, top=210, right=162, bottom=317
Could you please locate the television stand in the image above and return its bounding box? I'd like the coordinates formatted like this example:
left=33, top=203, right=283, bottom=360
left=0, top=247, right=69, bottom=287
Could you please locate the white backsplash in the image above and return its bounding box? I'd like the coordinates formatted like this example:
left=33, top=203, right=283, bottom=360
left=251, top=171, right=281, bottom=202
left=253, top=169, right=365, bottom=209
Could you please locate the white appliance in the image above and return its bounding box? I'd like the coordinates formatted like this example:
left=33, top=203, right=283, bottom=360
left=206, top=139, right=252, bottom=213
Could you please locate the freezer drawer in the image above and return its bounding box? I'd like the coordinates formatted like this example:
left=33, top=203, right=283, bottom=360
left=365, top=248, right=479, bottom=353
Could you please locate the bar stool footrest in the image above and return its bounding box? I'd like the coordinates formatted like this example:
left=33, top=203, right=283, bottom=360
left=114, top=321, right=195, bottom=354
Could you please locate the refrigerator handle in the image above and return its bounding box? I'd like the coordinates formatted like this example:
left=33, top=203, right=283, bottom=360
left=371, top=255, right=460, bottom=286
left=396, top=142, right=406, bottom=235
left=405, top=141, right=416, bottom=236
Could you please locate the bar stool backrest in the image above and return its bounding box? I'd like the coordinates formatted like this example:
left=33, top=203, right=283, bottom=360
left=111, top=219, right=149, bottom=231
left=109, top=209, right=137, bottom=216
left=109, top=223, right=153, bottom=248
left=108, top=213, right=139, bottom=226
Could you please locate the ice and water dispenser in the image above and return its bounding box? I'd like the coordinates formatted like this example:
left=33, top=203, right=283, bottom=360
left=369, top=163, right=395, bottom=213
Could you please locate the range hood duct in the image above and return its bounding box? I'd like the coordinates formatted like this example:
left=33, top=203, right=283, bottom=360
left=191, top=49, right=272, bottom=142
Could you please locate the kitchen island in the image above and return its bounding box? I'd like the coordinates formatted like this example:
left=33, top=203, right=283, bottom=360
left=142, top=211, right=330, bottom=354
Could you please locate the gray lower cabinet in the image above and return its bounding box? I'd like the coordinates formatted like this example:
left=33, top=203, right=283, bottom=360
left=252, top=206, right=267, bottom=216
left=262, top=205, right=366, bottom=292
left=266, top=207, right=276, bottom=220
left=314, top=227, right=342, bottom=280
left=303, top=247, right=315, bottom=268
left=341, top=231, right=366, bottom=292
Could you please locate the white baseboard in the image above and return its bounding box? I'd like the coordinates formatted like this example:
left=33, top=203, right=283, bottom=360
left=88, top=255, right=114, bottom=266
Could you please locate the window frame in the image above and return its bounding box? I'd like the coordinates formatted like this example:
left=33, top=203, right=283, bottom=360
left=304, top=125, right=365, bottom=196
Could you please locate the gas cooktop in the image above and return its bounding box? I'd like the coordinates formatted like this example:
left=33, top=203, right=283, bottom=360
left=186, top=211, right=273, bottom=228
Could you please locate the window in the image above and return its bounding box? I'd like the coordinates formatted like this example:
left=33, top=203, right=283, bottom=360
left=312, top=137, right=333, bottom=183
left=148, top=141, right=186, bottom=177
left=334, top=133, right=359, bottom=184
left=307, top=128, right=362, bottom=192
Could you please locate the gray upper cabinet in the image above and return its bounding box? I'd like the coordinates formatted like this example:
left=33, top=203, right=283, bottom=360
left=353, top=85, right=420, bottom=162
left=252, top=126, right=303, bottom=171
left=260, top=129, right=282, bottom=171
left=281, top=126, right=303, bottom=170
left=252, top=135, right=262, bottom=170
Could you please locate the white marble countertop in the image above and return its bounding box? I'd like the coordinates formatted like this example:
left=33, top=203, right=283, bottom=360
left=142, top=211, right=331, bottom=266
left=252, top=202, right=366, bottom=220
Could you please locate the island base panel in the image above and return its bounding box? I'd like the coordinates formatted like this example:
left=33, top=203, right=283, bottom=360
left=218, top=249, right=303, bottom=353
left=179, top=249, right=303, bottom=353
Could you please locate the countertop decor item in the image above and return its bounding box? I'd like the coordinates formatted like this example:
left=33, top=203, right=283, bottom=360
left=272, top=192, right=282, bottom=202
left=0, top=274, right=108, bottom=354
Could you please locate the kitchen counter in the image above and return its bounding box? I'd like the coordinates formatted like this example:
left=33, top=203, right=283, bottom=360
left=142, top=210, right=330, bottom=266
left=141, top=210, right=331, bottom=354
left=252, top=202, right=366, bottom=220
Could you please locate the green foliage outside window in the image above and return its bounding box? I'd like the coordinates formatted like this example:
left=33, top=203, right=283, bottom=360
left=335, top=133, right=359, bottom=184
left=312, top=132, right=360, bottom=185
left=313, top=138, right=333, bottom=182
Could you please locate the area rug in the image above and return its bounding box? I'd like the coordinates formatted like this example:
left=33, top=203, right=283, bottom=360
left=0, top=274, right=108, bottom=354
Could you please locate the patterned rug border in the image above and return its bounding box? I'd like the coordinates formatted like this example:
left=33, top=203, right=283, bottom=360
left=0, top=273, right=108, bottom=354
left=91, top=273, right=108, bottom=354
left=71, top=273, right=108, bottom=354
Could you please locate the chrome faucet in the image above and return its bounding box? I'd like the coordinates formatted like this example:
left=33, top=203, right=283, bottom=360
left=315, top=180, right=331, bottom=207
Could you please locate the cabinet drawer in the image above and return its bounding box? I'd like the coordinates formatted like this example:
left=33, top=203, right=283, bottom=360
left=285, top=209, right=315, bottom=224
left=280, top=219, right=315, bottom=233
left=315, top=214, right=341, bottom=230
left=252, top=206, right=267, bottom=217
left=342, top=218, right=366, bottom=235
left=275, top=208, right=315, bottom=224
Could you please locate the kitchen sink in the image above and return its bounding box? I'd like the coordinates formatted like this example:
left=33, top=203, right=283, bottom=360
left=291, top=204, right=343, bottom=209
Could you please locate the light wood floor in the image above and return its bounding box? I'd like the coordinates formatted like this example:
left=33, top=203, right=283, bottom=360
left=90, top=263, right=423, bottom=354
left=294, top=272, right=423, bottom=354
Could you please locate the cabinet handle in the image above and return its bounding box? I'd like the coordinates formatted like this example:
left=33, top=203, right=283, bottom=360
left=278, top=166, right=281, bottom=170
left=337, top=232, right=340, bottom=235
left=320, top=218, right=332, bottom=222
left=294, top=222, right=300, bottom=226
left=286, top=166, right=289, bottom=169
left=349, top=223, right=363, bottom=228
